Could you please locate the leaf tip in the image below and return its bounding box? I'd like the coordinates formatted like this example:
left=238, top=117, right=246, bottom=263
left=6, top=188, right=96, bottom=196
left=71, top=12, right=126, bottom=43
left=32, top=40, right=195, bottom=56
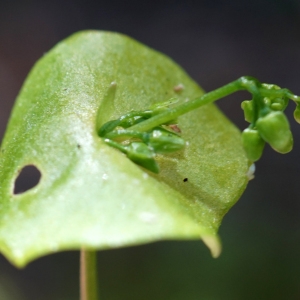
left=202, top=234, right=222, bottom=258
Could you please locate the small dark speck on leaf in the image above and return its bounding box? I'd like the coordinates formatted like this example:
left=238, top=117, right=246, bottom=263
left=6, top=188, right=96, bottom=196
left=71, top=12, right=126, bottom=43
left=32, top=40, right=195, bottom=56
left=77, top=144, right=81, bottom=149
left=183, top=178, right=188, bottom=182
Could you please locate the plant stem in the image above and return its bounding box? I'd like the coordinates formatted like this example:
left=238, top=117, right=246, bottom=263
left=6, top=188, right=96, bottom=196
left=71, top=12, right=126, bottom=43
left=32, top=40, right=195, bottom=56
left=80, top=249, right=98, bottom=300
left=106, top=78, right=243, bottom=136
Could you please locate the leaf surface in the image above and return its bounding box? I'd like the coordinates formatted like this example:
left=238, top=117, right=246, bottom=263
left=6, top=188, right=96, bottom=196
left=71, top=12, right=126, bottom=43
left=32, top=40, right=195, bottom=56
left=0, top=31, right=249, bottom=267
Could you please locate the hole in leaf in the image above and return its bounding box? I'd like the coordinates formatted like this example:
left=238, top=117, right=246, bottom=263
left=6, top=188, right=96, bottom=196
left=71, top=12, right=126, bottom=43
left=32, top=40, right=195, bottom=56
left=13, top=165, right=41, bottom=195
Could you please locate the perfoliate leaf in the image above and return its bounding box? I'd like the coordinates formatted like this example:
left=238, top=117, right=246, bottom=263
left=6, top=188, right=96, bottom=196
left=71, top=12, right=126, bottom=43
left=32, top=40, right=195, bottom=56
left=0, top=31, right=249, bottom=267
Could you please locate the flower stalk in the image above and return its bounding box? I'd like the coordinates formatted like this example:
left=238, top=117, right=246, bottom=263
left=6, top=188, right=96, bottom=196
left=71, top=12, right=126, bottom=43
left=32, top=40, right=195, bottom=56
left=98, top=76, right=299, bottom=172
left=80, top=249, right=98, bottom=300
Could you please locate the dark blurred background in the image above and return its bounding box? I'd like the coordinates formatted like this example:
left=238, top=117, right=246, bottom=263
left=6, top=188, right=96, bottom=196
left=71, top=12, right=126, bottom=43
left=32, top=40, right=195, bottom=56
left=1, top=0, right=300, bottom=299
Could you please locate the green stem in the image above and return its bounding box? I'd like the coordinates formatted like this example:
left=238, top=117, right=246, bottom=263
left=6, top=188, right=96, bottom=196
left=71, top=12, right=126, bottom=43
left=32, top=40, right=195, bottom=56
left=105, top=130, right=146, bottom=141
left=105, top=78, right=244, bottom=137
left=80, top=249, right=98, bottom=300
left=99, top=76, right=300, bottom=170
left=103, top=138, right=128, bottom=153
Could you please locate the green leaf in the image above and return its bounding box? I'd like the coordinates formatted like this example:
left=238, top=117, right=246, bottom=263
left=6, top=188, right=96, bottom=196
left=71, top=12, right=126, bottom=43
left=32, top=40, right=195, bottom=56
left=0, top=31, right=249, bottom=267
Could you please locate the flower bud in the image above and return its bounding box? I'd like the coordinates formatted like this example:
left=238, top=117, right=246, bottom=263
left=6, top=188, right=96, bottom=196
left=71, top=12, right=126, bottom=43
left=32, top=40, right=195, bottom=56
left=241, top=128, right=265, bottom=162
left=261, top=84, right=289, bottom=111
left=98, top=119, right=120, bottom=136
left=256, top=111, right=293, bottom=153
left=119, top=116, right=145, bottom=128
left=146, top=129, right=185, bottom=153
left=126, top=142, right=159, bottom=173
left=293, top=105, right=300, bottom=124
left=241, top=100, right=253, bottom=123
left=270, top=98, right=286, bottom=111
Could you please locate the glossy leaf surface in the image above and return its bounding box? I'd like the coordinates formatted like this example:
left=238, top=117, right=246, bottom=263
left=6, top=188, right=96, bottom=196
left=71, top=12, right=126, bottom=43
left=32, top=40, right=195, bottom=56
left=0, top=31, right=249, bottom=267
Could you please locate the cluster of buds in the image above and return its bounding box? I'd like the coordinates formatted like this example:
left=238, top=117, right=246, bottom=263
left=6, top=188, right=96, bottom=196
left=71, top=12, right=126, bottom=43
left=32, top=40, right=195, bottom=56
left=99, top=77, right=299, bottom=172
left=99, top=99, right=185, bottom=173
left=241, top=81, right=299, bottom=162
